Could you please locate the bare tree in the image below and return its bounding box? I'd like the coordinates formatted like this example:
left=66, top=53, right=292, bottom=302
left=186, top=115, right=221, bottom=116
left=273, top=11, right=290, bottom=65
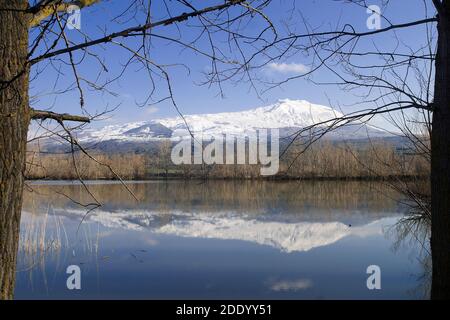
left=247, top=0, right=445, bottom=298
left=0, top=0, right=277, bottom=299
left=158, top=139, right=172, bottom=178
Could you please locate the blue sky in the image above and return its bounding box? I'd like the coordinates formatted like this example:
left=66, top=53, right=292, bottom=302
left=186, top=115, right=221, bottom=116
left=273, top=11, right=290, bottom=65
left=29, top=0, right=436, bottom=130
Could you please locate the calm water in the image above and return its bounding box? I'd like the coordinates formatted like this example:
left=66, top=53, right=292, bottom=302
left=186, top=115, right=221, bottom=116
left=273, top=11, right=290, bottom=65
left=15, top=180, right=429, bottom=299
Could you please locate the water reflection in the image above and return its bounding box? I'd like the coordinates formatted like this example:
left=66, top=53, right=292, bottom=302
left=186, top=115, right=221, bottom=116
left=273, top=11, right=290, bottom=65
left=13, top=180, right=428, bottom=299
left=388, top=211, right=432, bottom=299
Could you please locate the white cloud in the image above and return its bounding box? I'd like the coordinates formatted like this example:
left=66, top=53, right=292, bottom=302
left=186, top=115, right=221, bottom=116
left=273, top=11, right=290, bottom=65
left=270, top=279, right=313, bottom=292
left=145, top=106, right=159, bottom=115
left=267, top=62, right=310, bottom=74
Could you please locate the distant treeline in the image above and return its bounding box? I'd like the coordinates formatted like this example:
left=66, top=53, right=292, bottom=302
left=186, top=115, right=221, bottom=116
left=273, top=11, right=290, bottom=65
left=26, top=140, right=429, bottom=180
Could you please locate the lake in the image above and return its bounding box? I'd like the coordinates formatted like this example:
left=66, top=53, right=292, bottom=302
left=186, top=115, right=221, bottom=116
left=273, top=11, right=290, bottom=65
left=15, top=180, right=429, bottom=299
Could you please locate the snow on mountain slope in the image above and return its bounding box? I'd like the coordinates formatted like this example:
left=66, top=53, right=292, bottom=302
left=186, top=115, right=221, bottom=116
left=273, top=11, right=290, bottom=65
left=78, top=99, right=386, bottom=143
left=159, top=99, right=343, bottom=137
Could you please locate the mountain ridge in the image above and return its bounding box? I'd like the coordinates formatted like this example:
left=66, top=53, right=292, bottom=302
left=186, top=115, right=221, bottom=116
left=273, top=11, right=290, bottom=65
left=77, top=99, right=390, bottom=144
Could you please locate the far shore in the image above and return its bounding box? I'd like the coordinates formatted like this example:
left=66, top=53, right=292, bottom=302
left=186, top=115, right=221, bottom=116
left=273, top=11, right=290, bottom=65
left=25, top=174, right=429, bottom=183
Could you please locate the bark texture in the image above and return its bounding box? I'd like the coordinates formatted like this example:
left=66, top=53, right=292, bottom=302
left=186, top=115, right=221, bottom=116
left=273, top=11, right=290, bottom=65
left=431, top=3, right=450, bottom=300
left=0, top=0, right=30, bottom=300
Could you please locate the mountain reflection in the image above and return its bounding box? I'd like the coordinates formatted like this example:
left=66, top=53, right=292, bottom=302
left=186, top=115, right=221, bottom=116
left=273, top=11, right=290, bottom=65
left=24, top=207, right=391, bottom=252
left=14, top=180, right=427, bottom=299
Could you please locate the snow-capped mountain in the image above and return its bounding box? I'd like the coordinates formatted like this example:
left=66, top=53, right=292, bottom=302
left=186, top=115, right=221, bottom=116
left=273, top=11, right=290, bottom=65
left=77, top=99, right=388, bottom=144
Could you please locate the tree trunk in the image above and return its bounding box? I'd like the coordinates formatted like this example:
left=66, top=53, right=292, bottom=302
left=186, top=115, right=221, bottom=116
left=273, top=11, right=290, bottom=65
left=0, top=0, right=30, bottom=300
left=431, top=4, right=450, bottom=300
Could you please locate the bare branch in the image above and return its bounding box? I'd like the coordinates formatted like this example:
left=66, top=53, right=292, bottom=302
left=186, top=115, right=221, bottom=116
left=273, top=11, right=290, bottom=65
left=431, top=0, right=443, bottom=15
left=31, top=108, right=90, bottom=122
left=30, top=0, right=246, bottom=64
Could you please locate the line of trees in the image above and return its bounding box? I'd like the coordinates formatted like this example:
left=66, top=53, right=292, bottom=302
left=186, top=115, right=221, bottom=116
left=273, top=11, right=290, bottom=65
left=25, top=140, right=429, bottom=180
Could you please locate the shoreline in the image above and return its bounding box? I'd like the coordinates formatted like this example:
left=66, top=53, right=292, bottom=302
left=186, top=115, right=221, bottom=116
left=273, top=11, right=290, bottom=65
left=25, top=174, right=429, bottom=183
